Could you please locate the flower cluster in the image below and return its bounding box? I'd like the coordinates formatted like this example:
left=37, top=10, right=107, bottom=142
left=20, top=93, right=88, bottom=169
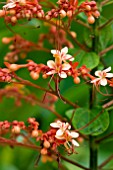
left=0, top=0, right=99, bottom=24
left=78, top=0, right=100, bottom=24
left=91, top=67, right=113, bottom=86
left=2, top=35, right=38, bottom=63
left=50, top=120, right=79, bottom=150
left=46, top=47, right=73, bottom=78
left=0, top=118, right=79, bottom=155
left=0, top=68, right=13, bottom=82
left=39, top=120, right=79, bottom=155
left=2, top=46, right=113, bottom=88
left=0, top=0, right=44, bottom=25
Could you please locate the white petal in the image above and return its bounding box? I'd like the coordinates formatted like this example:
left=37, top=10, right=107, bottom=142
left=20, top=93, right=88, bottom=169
left=62, top=63, right=71, bottom=70
left=70, top=132, right=79, bottom=138
left=72, top=139, right=79, bottom=146
left=56, top=129, right=64, bottom=136
left=50, top=122, right=60, bottom=128
left=55, top=135, right=65, bottom=140
left=51, top=49, right=57, bottom=54
left=51, top=49, right=60, bottom=55
left=91, top=78, right=101, bottom=84
left=64, top=54, right=74, bottom=61
left=100, top=78, right=107, bottom=86
left=46, top=70, right=56, bottom=75
left=103, top=67, right=111, bottom=73
left=95, top=70, right=102, bottom=77
left=47, top=60, right=56, bottom=69
left=65, top=123, right=71, bottom=129
left=106, top=73, right=113, bottom=78
left=61, top=47, right=68, bottom=54
left=59, top=71, right=67, bottom=78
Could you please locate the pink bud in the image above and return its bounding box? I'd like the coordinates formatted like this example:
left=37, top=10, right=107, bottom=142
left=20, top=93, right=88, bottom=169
left=60, top=9, right=66, bottom=18
left=30, top=71, right=39, bottom=80
left=88, top=15, right=95, bottom=24
left=74, top=77, right=80, bottom=84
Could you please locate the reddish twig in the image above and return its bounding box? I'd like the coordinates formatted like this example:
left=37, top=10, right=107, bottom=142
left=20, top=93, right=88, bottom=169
left=98, top=154, right=113, bottom=169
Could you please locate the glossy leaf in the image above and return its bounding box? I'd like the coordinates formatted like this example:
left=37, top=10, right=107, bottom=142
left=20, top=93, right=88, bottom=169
left=65, top=107, right=109, bottom=136
left=74, top=51, right=99, bottom=69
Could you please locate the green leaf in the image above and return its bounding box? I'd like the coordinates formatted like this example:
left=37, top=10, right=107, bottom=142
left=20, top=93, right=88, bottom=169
left=65, top=107, right=109, bottom=136
left=75, top=51, right=99, bottom=69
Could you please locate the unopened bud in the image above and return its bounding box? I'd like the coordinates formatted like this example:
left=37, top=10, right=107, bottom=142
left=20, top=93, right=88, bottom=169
left=44, top=140, right=50, bottom=148
left=9, top=9, right=16, bottom=15
left=11, top=16, right=17, bottom=23
left=31, top=130, right=39, bottom=137
left=19, top=0, right=26, bottom=6
left=93, top=11, right=100, bottom=18
left=28, top=117, right=35, bottom=123
left=45, top=15, right=51, bottom=20
left=30, top=71, right=39, bottom=80
left=26, top=13, right=31, bottom=19
left=67, top=10, right=73, bottom=17
left=70, top=31, right=77, bottom=38
left=88, top=15, right=95, bottom=24
left=9, top=44, right=15, bottom=50
left=74, top=77, right=80, bottom=84
left=10, top=64, right=20, bottom=71
left=4, top=62, right=20, bottom=71
left=85, top=5, right=91, bottom=11
left=60, top=9, right=66, bottom=18
left=0, top=10, right=5, bottom=17
left=12, top=126, right=20, bottom=134
left=42, top=74, right=48, bottom=79
left=2, top=37, right=12, bottom=44
left=67, top=71, right=72, bottom=76
left=41, top=148, right=47, bottom=155
left=37, top=12, right=43, bottom=18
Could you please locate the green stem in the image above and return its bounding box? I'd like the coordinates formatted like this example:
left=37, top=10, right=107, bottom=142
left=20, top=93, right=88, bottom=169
left=89, top=1, right=100, bottom=168
left=89, top=136, right=98, bottom=170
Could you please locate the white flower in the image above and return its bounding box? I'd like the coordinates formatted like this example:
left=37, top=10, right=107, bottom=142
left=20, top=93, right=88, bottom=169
left=67, top=131, right=79, bottom=147
left=50, top=120, right=79, bottom=148
left=91, top=67, right=113, bottom=86
left=50, top=120, right=71, bottom=137
left=51, top=47, right=74, bottom=62
left=3, top=0, right=19, bottom=10
left=46, top=60, right=71, bottom=78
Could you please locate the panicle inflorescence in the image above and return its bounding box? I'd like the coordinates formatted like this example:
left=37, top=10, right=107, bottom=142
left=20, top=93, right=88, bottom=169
left=1, top=46, right=113, bottom=87
left=0, top=0, right=44, bottom=25
left=0, top=118, right=80, bottom=155
left=78, top=0, right=100, bottom=24
left=0, top=0, right=100, bottom=24
left=0, top=68, right=13, bottom=82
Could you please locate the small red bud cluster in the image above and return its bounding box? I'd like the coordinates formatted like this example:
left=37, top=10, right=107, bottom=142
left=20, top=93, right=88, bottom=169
left=11, top=120, right=25, bottom=134
left=2, top=35, right=37, bottom=63
left=0, top=118, right=79, bottom=155
left=68, top=62, right=90, bottom=84
left=27, top=60, right=46, bottom=80
left=45, top=0, right=78, bottom=20
left=27, top=117, right=40, bottom=138
left=78, top=1, right=100, bottom=24
left=0, top=120, right=25, bottom=135
left=0, top=68, right=13, bottom=82
left=0, top=0, right=99, bottom=24
left=0, top=118, right=39, bottom=137
left=39, top=129, right=57, bottom=155
left=0, top=0, right=44, bottom=25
